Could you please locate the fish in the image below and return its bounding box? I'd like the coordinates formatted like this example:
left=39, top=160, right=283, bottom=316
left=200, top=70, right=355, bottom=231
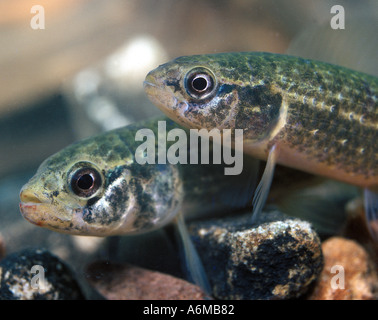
left=143, top=52, right=378, bottom=240
left=19, top=116, right=257, bottom=236
left=19, top=116, right=258, bottom=292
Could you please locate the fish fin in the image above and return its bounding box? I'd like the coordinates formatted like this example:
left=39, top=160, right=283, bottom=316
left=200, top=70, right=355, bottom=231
left=175, top=211, right=211, bottom=295
left=251, top=145, right=277, bottom=223
left=364, top=188, right=378, bottom=241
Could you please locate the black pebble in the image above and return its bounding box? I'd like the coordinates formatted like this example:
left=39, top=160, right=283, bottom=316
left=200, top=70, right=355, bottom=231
left=0, top=248, right=84, bottom=300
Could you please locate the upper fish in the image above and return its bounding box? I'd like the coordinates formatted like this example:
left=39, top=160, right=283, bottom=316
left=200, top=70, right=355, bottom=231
left=144, top=52, right=378, bottom=239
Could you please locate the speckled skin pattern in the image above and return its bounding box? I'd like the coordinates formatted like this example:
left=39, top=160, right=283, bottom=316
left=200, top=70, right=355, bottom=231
left=19, top=117, right=257, bottom=236
left=144, top=52, right=377, bottom=188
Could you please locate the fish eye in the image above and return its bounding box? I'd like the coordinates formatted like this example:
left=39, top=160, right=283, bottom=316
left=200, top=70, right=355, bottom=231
left=185, top=68, right=216, bottom=99
left=69, top=163, right=102, bottom=198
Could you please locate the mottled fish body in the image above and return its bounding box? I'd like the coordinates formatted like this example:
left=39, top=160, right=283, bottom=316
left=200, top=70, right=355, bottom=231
left=19, top=117, right=257, bottom=236
left=144, top=52, right=378, bottom=238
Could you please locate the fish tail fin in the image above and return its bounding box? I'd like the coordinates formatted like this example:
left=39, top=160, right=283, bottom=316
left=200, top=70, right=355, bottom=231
left=175, top=212, right=212, bottom=295
left=364, top=188, right=378, bottom=241
left=251, top=145, right=277, bottom=223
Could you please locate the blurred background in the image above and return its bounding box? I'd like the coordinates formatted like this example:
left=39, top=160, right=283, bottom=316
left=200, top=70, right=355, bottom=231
left=0, top=0, right=377, bottom=291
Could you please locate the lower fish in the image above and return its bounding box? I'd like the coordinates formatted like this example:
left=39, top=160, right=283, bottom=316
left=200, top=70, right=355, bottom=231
left=19, top=117, right=257, bottom=236
left=143, top=52, right=378, bottom=240
left=19, top=116, right=258, bottom=293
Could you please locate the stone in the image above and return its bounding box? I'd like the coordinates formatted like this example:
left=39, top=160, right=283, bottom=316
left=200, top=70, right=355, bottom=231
left=189, top=211, right=323, bottom=299
left=0, top=248, right=84, bottom=300
left=309, top=237, right=378, bottom=300
left=85, top=261, right=209, bottom=300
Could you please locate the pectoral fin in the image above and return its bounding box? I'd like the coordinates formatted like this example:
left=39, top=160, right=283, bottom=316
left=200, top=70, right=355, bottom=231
left=252, top=145, right=278, bottom=223
left=175, top=211, right=211, bottom=295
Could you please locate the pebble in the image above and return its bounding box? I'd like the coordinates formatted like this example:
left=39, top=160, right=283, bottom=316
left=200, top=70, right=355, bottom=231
left=85, top=261, right=209, bottom=300
left=189, top=210, right=323, bottom=300
left=0, top=248, right=84, bottom=300
left=309, top=237, right=378, bottom=300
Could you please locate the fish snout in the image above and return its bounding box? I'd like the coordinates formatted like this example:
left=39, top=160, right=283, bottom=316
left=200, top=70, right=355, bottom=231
left=143, top=70, right=158, bottom=88
left=19, top=186, right=45, bottom=222
left=19, top=188, right=42, bottom=204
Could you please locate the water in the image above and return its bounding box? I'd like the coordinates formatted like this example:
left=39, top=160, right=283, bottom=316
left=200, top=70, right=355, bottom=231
left=0, top=0, right=376, bottom=298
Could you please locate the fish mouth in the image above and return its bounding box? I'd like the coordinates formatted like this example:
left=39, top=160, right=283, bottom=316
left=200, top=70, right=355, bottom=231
left=19, top=200, right=73, bottom=231
left=20, top=189, right=42, bottom=204
left=19, top=201, right=49, bottom=228
left=144, top=74, right=196, bottom=129
left=144, top=73, right=179, bottom=116
left=19, top=188, right=71, bottom=230
left=19, top=188, right=109, bottom=236
left=143, top=71, right=161, bottom=93
left=19, top=188, right=43, bottom=223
